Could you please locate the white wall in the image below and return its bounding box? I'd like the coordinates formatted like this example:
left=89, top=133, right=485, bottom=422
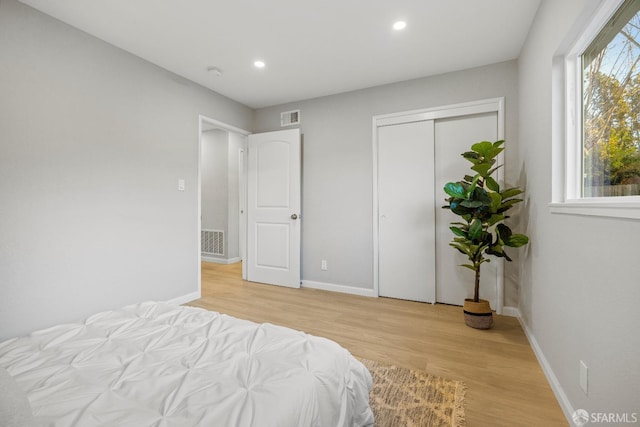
left=201, top=130, right=229, bottom=232
left=0, top=0, right=253, bottom=341
left=518, top=0, right=640, bottom=420
left=254, top=61, right=520, bottom=303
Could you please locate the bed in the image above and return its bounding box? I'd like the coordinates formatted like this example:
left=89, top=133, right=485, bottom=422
left=0, top=302, right=374, bottom=426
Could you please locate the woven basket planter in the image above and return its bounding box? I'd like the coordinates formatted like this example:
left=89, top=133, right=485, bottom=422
left=463, top=299, right=493, bottom=329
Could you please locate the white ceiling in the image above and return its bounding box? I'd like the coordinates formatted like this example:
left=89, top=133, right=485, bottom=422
left=19, top=0, right=541, bottom=109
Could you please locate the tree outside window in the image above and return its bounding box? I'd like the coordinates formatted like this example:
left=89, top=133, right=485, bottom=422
left=582, top=0, right=640, bottom=197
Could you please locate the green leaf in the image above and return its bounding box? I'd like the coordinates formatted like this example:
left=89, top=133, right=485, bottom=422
left=486, top=244, right=503, bottom=258
left=451, top=201, right=472, bottom=216
left=460, top=199, right=485, bottom=208
left=465, top=174, right=481, bottom=195
left=486, top=243, right=512, bottom=261
left=487, top=164, right=503, bottom=177
left=449, top=226, right=467, bottom=237
left=500, top=188, right=523, bottom=198
left=477, top=240, right=491, bottom=252
left=486, top=214, right=505, bottom=226
left=473, top=186, right=493, bottom=204
left=485, top=176, right=500, bottom=192
left=505, top=234, right=529, bottom=248
left=499, top=198, right=524, bottom=210
left=489, top=244, right=504, bottom=253
left=461, top=151, right=482, bottom=165
left=496, top=223, right=512, bottom=240
left=485, top=146, right=505, bottom=160
left=471, top=141, right=493, bottom=156
left=471, top=163, right=491, bottom=176
left=450, top=243, right=472, bottom=256
left=480, top=231, right=492, bottom=246
left=487, top=192, right=502, bottom=212
left=459, top=264, right=477, bottom=271
left=444, top=182, right=466, bottom=198
left=468, top=218, right=483, bottom=239
left=493, top=140, right=505, bottom=148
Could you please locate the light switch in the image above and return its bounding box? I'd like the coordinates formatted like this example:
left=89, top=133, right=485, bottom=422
left=178, top=179, right=185, bottom=191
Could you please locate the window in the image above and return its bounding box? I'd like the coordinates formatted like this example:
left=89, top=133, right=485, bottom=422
left=551, top=0, right=640, bottom=219
left=582, top=0, right=640, bottom=198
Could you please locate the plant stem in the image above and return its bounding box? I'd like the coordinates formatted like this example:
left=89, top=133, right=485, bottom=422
left=474, top=266, right=480, bottom=302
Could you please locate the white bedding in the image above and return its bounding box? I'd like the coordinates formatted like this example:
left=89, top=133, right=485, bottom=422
left=0, top=302, right=374, bottom=426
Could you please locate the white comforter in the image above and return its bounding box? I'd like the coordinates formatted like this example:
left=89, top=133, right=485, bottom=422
left=0, top=302, right=374, bottom=426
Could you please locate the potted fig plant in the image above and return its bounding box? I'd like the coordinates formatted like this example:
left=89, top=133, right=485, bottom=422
left=443, top=140, right=529, bottom=329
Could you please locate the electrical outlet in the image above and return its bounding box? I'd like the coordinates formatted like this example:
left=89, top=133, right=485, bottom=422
left=321, top=260, right=327, bottom=271
left=579, top=360, right=588, bottom=395
left=178, top=179, right=185, bottom=191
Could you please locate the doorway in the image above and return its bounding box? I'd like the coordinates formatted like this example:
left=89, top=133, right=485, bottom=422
left=198, top=116, right=250, bottom=291
left=197, top=118, right=302, bottom=296
left=372, top=98, right=506, bottom=314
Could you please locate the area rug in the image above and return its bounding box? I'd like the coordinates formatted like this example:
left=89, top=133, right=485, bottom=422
left=359, top=358, right=466, bottom=427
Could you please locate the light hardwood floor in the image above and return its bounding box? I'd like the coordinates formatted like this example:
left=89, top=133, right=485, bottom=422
left=190, top=262, right=568, bottom=426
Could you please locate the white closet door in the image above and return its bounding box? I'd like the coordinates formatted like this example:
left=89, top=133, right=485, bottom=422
left=434, top=112, right=499, bottom=306
left=377, top=120, right=436, bottom=302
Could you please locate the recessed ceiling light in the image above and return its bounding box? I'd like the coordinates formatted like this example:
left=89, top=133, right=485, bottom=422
left=393, top=21, right=407, bottom=31
left=254, top=60, right=266, bottom=68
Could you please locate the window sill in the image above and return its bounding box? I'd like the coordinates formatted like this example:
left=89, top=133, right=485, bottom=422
left=549, top=201, right=640, bottom=220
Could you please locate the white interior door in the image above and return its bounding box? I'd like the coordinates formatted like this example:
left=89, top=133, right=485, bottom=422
left=247, top=129, right=301, bottom=288
left=435, top=112, right=499, bottom=307
left=377, top=120, right=436, bottom=302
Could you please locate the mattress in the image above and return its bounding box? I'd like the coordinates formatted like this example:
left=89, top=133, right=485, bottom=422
left=0, top=302, right=374, bottom=426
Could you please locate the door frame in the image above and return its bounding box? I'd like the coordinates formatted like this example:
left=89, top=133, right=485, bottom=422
left=372, top=98, right=506, bottom=313
left=197, top=115, right=251, bottom=297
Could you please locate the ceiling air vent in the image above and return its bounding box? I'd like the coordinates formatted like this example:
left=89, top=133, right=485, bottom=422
left=280, top=109, right=300, bottom=127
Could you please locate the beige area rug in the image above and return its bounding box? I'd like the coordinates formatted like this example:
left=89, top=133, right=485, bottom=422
left=359, top=358, right=467, bottom=427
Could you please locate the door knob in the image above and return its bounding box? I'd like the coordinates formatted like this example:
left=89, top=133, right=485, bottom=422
left=290, top=214, right=298, bottom=220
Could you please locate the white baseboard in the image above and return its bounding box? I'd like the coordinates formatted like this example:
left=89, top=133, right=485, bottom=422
left=201, top=256, right=242, bottom=265
left=501, top=306, right=520, bottom=317
left=301, top=280, right=377, bottom=298
left=166, top=291, right=200, bottom=306
left=517, top=315, right=574, bottom=425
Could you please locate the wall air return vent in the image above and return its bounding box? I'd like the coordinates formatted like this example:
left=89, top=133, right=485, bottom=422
left=201, top=229, right=224, bottom=256
left=280, top=109, right=300, bottom=127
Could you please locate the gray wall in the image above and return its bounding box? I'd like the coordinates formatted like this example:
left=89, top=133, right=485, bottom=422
left=0, top=0, right=253, bottom=340
left=254, top=61, right=520, bottom=304
left=518, top=0, right=640, bottom=419
left=227, top=132, right=244, bottom=260
left=201, top=130, right=229, bottom=233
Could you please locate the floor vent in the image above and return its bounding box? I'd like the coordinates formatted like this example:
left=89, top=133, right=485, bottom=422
left=281, top=109, right=300, bottom=127
left=202, top=229, right=224, bottom=256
